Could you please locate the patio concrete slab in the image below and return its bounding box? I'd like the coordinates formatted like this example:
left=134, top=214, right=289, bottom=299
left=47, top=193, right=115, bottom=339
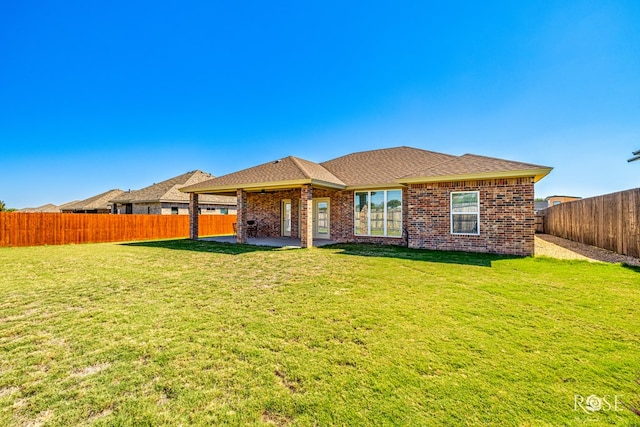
left=200, top=236, right=337, bottom=248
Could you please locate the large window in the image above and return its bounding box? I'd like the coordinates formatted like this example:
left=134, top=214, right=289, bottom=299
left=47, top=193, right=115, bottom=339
left=451, top=191, right=479, bottom=235
left=354, top=190, right=402, bottom=237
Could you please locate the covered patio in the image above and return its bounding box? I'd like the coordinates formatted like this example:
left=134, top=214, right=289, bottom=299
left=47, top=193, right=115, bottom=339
left=181, top=156, right=348, bottom=248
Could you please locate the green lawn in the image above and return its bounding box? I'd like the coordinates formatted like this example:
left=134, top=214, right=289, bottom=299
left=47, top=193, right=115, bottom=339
left=1, top=240, right=639, bottom=426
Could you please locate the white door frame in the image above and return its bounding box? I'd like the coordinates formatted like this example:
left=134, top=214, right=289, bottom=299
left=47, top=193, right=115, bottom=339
left=281, top=199, right=292, bottom=237
left=313, top=198, right=330, bottom=239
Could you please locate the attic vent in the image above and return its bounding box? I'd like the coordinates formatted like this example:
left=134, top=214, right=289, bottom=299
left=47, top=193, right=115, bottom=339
left=273, top=160, right=281, bottom=164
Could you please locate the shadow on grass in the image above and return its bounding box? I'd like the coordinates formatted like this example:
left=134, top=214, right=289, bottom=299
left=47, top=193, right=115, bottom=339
left=121, top=239, right=520, bottom=267
left=622, top=263, right=640, bottom=274
left=121, top=239, right=278, bottom=255
left=321, top=243, right=519, bottom=267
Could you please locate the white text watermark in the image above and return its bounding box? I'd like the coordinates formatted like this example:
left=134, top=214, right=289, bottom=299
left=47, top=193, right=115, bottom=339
left=574, top=394, right=623, bottom=413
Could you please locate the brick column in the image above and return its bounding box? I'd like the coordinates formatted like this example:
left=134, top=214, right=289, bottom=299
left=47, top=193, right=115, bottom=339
left=189, top=193, right=199, bottom=240
left=236, top=189, right=248, bottom=243
left=300, top=185, right=313, bottom=248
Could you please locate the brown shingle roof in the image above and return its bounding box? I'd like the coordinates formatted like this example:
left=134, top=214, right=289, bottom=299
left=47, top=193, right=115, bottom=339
left=181, top=157, right=344, bottom=193
left=321, top=146, right=456, bottom=187
left=111, top=170, right=236, bottom=205
left=181, top=147, right=552, bottom=193
left=401, top=154, right=552, bottom=182
left=19, top=203, right=61, bottom=213
left=61, top=189, right=125, bottom=211
left=290, top=157, right=345, bottom=185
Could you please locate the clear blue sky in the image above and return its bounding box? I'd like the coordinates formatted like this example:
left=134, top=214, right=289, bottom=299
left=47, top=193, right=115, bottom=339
left=1, top=1, right=639, bottom=208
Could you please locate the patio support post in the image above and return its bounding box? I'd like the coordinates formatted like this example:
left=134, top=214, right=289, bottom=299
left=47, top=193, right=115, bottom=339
left=300, top=184, right=313, bottom=248
left=236, top=189, right=248, bottom=243
left=189, top=193, right=199, bottom=240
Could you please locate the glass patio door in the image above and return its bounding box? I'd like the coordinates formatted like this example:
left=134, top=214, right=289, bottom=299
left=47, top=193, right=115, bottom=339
left=313, top=199, right=330, bottom=239
left=281, top=200, right=292, bottom=237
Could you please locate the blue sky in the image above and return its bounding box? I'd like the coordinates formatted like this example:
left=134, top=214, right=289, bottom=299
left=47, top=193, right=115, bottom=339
left=1, top=1, right=639, bottom=208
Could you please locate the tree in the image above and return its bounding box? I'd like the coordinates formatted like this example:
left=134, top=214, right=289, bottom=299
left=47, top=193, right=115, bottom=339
left=387, top=199, right=402, bottom=209
left=0, top=200, right=16, bottom=212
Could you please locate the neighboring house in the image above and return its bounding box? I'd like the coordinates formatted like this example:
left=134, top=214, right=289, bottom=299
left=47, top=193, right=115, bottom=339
left=110, top=170, right=237, bottom=215
left=60, top=189, right=125, bottom=214
left=534, top=201, right=549, bottom=213
left=544, top=195, right=581, bottom=207
left=181, top=146, right=552, bottom=256
left=19, top=203, right=61, bottom=213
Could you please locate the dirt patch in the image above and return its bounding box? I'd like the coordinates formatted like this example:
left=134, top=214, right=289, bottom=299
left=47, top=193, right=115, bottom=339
left=535, top=234, right=640, bottom=266
left=0, top=386, right=19, bottom=398
left=22, top=409, right=53, bottom=427
left=71, top=362, right=110, bottom=378
left=261, top=410, right=293, bottom=426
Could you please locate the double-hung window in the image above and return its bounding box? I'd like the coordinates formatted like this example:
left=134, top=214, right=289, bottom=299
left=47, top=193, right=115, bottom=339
left=451, top=191, right=479, bottom=235
left=354, top=190, right=402, bottom=237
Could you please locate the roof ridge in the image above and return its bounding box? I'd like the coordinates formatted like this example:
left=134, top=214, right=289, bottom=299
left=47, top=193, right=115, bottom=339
left=289, top=156, right=312, bottom=179
left=322, top=146, right=451, bottom=164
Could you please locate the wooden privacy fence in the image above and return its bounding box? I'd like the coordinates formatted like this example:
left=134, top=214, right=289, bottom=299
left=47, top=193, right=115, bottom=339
left=0, top=213, right=237, bottom=247
left=537, top=187, right=640, bottom=258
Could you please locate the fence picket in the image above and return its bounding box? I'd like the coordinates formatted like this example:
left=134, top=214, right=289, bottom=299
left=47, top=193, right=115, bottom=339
left=538, top=188, right=640, bottom=259
left=0, top=213, right=236, bottom=247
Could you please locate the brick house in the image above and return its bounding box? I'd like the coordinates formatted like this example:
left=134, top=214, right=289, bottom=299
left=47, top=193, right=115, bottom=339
left=110, top=170, right=237, bottom=215
left=181, top=147, right=552, bottom=255
left=544, top=195, right=581, bottom=207
left=60, top=189, right=125, bottom=214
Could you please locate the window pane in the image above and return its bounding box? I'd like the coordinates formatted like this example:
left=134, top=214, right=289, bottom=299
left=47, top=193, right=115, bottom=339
left=316, top=201, right=328, bottom=234
left=370, top=192, right=385, bottom=235
left=452, top=192, right=478, bottom=213
left=452, top=214, right=478, bottom=234
left=386, top=190, right=402, bottom=237
left=354, top=192, right=368, bottom=235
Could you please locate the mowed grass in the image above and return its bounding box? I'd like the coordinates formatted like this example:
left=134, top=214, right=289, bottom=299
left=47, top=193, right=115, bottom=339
left=1, top=240, right=639, bottom=426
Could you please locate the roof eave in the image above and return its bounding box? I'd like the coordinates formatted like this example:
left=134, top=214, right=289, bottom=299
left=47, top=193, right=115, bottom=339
left=181, top=179, right=346, bottom=194
left=398, top=168, right=553, bottom=184
left=157, top=198, right=237, bottom=205
left=110, top=199, right=163, bottom=204
left=309, top=179, right=346, bottom=190
left=344, top=183, right=407, bottom=191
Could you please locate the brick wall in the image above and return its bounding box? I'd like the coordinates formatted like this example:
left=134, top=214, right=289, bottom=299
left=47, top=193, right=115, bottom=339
left=244, top=188, right=408, bottom=246
left=240, top=179, right=534, bottom=255
left=407, top=178, right=535, bottom=256
left=246, top=190, right=297, bottom=237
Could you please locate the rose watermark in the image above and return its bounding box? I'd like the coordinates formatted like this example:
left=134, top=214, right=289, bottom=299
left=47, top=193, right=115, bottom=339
left=574, top=394, right=623, bottom=413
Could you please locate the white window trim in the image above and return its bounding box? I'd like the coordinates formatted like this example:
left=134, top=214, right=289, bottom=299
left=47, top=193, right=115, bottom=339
left=354, top=189, right=402, bottom=238
left=450, top=191, right=480, bottom=235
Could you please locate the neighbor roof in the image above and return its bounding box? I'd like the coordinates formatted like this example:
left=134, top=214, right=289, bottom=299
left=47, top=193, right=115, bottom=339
left=111, top=170, right=236, bottom=205
left=181, top=147, right=552, bottom=194
left=19, top=203, right=61, bottom=213
left=61, top=189, right=125, bottom=212
left=544, top=195, right=582, bottom=200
